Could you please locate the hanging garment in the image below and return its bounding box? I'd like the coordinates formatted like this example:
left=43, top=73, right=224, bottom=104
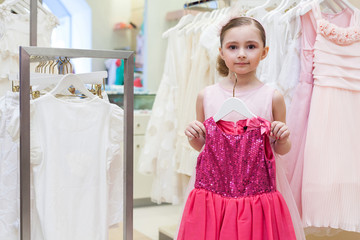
left=175, top=32, right=214, bottom=176
left=302, top=2, right=360, bottom=234
left=0, top=92, right=19, bottom=240
left=105, top=59, right=117, bottom=85
left=7, top=94, right=124, bottom=240
left=0, top=2, right=58, bottom=99
left=284, top=4, right=354, bottom=215
left=276, top=11, right=302, bottom=109
left=138, top=30, right=189, bottom=204
left=177, top=117, right=296, bottom=240
left=0, top=2, right=58, bottom=78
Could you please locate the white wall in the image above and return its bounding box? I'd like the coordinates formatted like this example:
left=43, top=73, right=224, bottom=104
left=144, top=0, right=180, bottom=93
left=350, top=0, right=360, bottom=9
left=86, top=0, right=132, bottom=71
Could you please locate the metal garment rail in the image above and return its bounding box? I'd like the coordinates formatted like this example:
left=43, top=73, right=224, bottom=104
left=19, top=46, right=134, bottom=240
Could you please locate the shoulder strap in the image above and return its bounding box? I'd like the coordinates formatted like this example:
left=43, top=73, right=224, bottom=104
left=311, top=1, right=323, bottom=21
left=351, top=7, right=360, bottom=25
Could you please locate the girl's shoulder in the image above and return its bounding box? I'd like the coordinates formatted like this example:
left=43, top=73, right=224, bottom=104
left=200, top=83, right=221, bottom=97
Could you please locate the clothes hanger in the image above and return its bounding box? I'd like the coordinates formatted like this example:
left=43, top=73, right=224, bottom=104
left=6, top=0, right=51, bottom=15
left=182, top=11, right=207, bottom=35
left=191, top=8, right=217, bottom=34
left=30, top=71, right=106, bottom=85
left=262, top=0, right=288, bottom=22
left=49, top=74, right=97, bottom=99
left=5, top=0, right=28, bottom=14
left=213, top=74, right=257, bottom=122
left=246, top=0, right=282, bottom=18
left=299, top=0, right=354, bottom=16
left=279, top=0, right=309, bottom=23
left=198, top=9, right=221, bottom=33
left=10, top=71, right=106, bottom=92
left=162, top=13, right=196, bottom=38
left=334, top=0, right=356, bottom=10
left=200, top=8, right=221, bottom=32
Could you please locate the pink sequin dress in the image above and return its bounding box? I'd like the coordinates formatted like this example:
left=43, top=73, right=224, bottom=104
left=177, top=116, right=296, bottom=240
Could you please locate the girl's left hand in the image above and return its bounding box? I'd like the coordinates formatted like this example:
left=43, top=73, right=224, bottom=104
left=270, top=121, right=290, bottom=143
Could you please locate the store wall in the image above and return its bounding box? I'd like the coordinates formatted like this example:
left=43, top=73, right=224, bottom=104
left=145, top=0, right=181, bottom=93
left=86, top=0, right=132, bottom=71
left=350, top=0, right=360, bottom=8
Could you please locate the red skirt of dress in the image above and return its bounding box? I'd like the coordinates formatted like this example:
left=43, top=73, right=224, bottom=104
left=177, top=188, right=296, bottom=240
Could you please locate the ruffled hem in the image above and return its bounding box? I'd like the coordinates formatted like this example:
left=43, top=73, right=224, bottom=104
left=177, top=188, right=296, bottom=240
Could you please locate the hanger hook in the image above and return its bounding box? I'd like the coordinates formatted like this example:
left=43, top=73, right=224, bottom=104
left=232, top=72, right=237, bottom=98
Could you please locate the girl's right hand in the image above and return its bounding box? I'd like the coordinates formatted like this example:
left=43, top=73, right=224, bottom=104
left=185, top=120, right=206, bottom=141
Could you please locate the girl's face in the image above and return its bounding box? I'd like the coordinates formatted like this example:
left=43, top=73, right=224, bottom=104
left=219, top=24, right=268, bottom=77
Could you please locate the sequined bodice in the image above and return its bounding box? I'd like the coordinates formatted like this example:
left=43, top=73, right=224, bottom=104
left=194, top=117, right=276, bottom=198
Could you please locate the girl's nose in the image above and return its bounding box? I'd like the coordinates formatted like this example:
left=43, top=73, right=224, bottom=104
left=237, top=48, right=246, bottom=58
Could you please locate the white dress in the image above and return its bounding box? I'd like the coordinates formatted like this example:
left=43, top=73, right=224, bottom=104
left=0, top=2, right=58, bottom=96
left=138, top=30, right=187, bottom=204
left=8, top=94, right=124, bottom=240
left=277, top=10, right=302, bottom=109
left=0, top=92, right=19, bottom=240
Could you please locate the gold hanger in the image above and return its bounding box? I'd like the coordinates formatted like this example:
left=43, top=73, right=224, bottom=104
left=232, top=72, right=237, bottom=97
left=12, top=80, right=19, bottom=92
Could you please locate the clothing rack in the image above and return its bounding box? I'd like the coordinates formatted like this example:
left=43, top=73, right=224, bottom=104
left=184, top=0, right=216, bottom=8
left=20, top=1, right=135, bottom=240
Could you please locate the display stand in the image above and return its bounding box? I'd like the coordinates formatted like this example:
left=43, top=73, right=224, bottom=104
left=20, top=3, right=135, bottom=240
left=19, top=0, right=134, bottom=240
left=19, top=47, right=134, bottom=240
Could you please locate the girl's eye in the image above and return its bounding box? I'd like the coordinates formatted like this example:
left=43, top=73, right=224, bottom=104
left=248, top=45, right=256, bottom=49
left=229, top=45, right=237, bottom=50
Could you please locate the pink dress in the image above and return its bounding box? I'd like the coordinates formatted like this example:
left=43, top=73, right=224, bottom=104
left=177, top=116, right=296, bottom=240
left=283, top=5, right=354, bottom=215
left=302, top=2, right=360, bottom=233
left=177, top=83, right=298, bottom=240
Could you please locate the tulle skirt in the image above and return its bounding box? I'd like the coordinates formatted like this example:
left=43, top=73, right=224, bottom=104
left=177, top=188, right=296, bottom=240
left=303, top=85, right=360, bottom=233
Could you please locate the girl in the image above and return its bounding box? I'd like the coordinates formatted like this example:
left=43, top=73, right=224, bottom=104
left=177, top=17, right=298, bottom=240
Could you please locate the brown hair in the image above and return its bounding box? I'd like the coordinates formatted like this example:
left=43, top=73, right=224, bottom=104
left=217, top=17, right=266, bottom=77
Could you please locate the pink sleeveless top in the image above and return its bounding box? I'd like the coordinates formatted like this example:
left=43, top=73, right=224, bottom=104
left=312, top=3, right=360, bottom=90
left=203, top=83, right=275, bottom=122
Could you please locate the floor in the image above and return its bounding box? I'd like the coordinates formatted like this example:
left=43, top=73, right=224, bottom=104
left=109, top=204, right=360, bottom=240
left=109, top=204, right=182, bottom=240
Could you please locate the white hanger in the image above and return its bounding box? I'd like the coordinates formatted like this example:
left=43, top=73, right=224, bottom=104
left=183, top=11, right=207, bottom=35
left=200, top=8, right=222, bottom=32
left=198, top=9, right=222, bottom=33
left=213, top=74, right=257, bottom=122
left=10, top=71, right=106, bottom=89
left=49, top=74, right=96, bottom=99
left=31, top=71, right=106, bottom=91
left=300, top=0, right=355, bottom=16
left=334, top=0, right=357, bottom=10
left=162, top=13, right=195, bottom=38
left=246, top=0, right=282, bottom=18
left=262, top=0, right=288, bottom=22
left=6, top=0, right=51, bottom=15
left=278, top=0, right=302, bottom=15
left=279, top=0, right=309, bottom=23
